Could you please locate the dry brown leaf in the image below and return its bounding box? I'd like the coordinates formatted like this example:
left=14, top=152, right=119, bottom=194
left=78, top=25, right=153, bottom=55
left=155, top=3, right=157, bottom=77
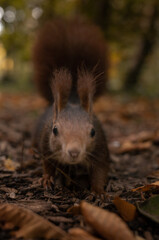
left=67, top=205, right=81, bottom=215
left=132, top=181, right=159, bottom=192
left=135, top=237, right=145, bottom=240
left=48, top=216, right=73, bottom=223
left=113, top=196, right=136, bottom=221
left=4, top=158, right=20, bottom=171
left=69, top=228, right=101, bottom=240
left=111, top=141, right=152, bottom=154
left=0, top=203, right=67, bottom=239
left=126, top=131, right=155, bottom=143
left=80, top=201, right=135, bottom=240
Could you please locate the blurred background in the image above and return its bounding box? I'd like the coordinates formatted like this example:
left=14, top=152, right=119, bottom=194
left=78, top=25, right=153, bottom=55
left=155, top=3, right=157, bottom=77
left=0, top=0, right=159, bottom=96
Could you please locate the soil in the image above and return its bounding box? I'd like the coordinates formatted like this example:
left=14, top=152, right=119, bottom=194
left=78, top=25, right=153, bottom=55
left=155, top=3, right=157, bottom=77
left=0, top=93, right=159, bottom=240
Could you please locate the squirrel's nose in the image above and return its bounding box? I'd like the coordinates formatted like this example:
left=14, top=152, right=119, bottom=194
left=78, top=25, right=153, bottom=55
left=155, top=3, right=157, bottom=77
left=68, top=149, right=80, bottom=158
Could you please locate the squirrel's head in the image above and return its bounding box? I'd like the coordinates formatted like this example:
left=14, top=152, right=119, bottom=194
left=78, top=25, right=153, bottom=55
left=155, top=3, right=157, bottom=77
left=50, top=104, right=96, bottom=164
left=49, top=68, right=97, bottom=165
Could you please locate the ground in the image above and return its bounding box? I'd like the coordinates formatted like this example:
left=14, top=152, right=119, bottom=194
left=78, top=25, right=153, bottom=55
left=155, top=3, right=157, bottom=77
left=0, top=93, right=159, bottom=239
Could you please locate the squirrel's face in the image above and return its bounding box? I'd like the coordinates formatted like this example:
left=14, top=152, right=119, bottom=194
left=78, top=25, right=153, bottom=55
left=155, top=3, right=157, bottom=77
left=49, top=105, right=96, bottom=165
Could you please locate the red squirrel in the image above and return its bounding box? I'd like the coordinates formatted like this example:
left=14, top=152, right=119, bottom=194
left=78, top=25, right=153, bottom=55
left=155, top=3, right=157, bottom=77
left=32, top=18, right=110, bottom=193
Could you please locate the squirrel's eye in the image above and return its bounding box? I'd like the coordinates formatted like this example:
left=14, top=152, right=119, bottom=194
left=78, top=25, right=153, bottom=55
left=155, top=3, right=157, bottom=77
left=90, top=128, right=95, bottom=138
left=53, top=126, right=58, bottom=136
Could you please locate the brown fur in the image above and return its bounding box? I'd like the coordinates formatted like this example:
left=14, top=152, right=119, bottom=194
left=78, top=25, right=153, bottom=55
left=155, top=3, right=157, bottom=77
left=77, top=69, right=96, bottom=114
left=51, top=68, right=72, bottom=120
left=33, top=17, right=108, bottom=103
left=32, top=18, right=110, bottom=193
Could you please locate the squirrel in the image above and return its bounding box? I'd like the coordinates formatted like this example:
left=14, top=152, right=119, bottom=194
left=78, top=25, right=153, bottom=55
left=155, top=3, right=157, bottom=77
left=32, top=18, right=110, bottom=194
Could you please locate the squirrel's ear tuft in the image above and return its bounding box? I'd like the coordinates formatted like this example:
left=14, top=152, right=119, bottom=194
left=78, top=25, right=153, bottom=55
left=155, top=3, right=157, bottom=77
left=51, top=68, right=72, bottom=119
left=77, top=69, right=95, bottom=115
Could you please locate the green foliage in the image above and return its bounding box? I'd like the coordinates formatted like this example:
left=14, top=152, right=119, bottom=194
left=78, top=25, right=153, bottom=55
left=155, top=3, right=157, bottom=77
left=0, top=0, right=159, bottom=94
left=0, top=0, right=25, bottom=9
left=137, top=195, right=159, bottom=223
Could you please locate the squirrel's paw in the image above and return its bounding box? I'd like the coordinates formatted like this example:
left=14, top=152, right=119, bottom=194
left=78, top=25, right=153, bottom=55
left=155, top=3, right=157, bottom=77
left=88, top=190, right=110, bottom=202
left=39, top=174, right=54, bottom=190
left=53, top=175, right=63, bottom=190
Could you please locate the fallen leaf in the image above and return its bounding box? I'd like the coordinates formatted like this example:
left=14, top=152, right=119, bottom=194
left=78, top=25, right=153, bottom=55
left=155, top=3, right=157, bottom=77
left=0, top=203, right=67, bottom=239
left=113, top=196, right=136, bottom=221
left=69, top=228, right=101, bottom=240
left=137, top=195, right=159, bottom=223
left=126, top=131, right=155, bottom=143
left=110, top=140, right=152, bottom=154
left=48, top=216, right=73, bottom=223
left=112, top=141, right=152, bottom=154
left=132, top=181, right=159, bottom=192
left=135, top=236, right=145, bottom=240
left=17, top=199, right=53, bottom=213
left=67, top=205, right=81, bottom=215
left=4, top=158, right=20, bottom=171
left=80, top=201, right=135, bottom=240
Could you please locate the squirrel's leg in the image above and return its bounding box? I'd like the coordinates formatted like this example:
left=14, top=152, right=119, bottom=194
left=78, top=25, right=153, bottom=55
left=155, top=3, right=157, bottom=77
left=42, top=159, right=65, bottom=190
left=41, top=159, right=56, bottom=190
left=90, top=162, right=108, bottom=194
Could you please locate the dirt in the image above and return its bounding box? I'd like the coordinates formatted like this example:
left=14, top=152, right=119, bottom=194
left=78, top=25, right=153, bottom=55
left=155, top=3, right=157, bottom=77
left=0, top=93, right=159, bottom=239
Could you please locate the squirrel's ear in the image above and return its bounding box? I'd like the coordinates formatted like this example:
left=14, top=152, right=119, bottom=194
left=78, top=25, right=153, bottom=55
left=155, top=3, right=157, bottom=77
left=77, top=69, right=95, bottom=115
left=51, top=69, right=72, bottom=120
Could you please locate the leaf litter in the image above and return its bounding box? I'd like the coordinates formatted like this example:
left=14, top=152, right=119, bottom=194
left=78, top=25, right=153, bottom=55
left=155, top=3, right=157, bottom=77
left=0, top=93, right=159, bottom=239
left=137, top=195, right=159, bottom=224
left=113, top=196, right=136, bottom=222
left=0, top=203, right=66, bottom=239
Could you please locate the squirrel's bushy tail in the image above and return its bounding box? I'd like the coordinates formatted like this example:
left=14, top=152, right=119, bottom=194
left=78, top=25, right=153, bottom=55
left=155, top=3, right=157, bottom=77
left=33, top=17, right=108, bottom=103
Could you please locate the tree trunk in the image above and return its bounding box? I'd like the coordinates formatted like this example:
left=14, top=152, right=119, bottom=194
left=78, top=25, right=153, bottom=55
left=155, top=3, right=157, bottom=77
left=124, top=0, right=159, bottom=90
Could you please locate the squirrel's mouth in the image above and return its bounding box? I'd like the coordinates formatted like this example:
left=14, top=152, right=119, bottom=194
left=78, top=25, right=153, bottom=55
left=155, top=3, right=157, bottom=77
left=64, top=154, right=83, bottom=165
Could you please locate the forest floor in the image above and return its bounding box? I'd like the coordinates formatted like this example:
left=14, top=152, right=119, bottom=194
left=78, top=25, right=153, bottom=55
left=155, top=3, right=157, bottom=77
left=0, top=93, right=159, bottom=240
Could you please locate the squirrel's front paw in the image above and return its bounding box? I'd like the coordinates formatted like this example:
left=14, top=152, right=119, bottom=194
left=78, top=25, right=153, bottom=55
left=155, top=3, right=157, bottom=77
left=89, top=186, right=110, bottom=202
left=40, top=174, right=64, bottom=191
left=86, top=191, right=109, bottom=202
left=40, top=174, right=54, bottom=190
